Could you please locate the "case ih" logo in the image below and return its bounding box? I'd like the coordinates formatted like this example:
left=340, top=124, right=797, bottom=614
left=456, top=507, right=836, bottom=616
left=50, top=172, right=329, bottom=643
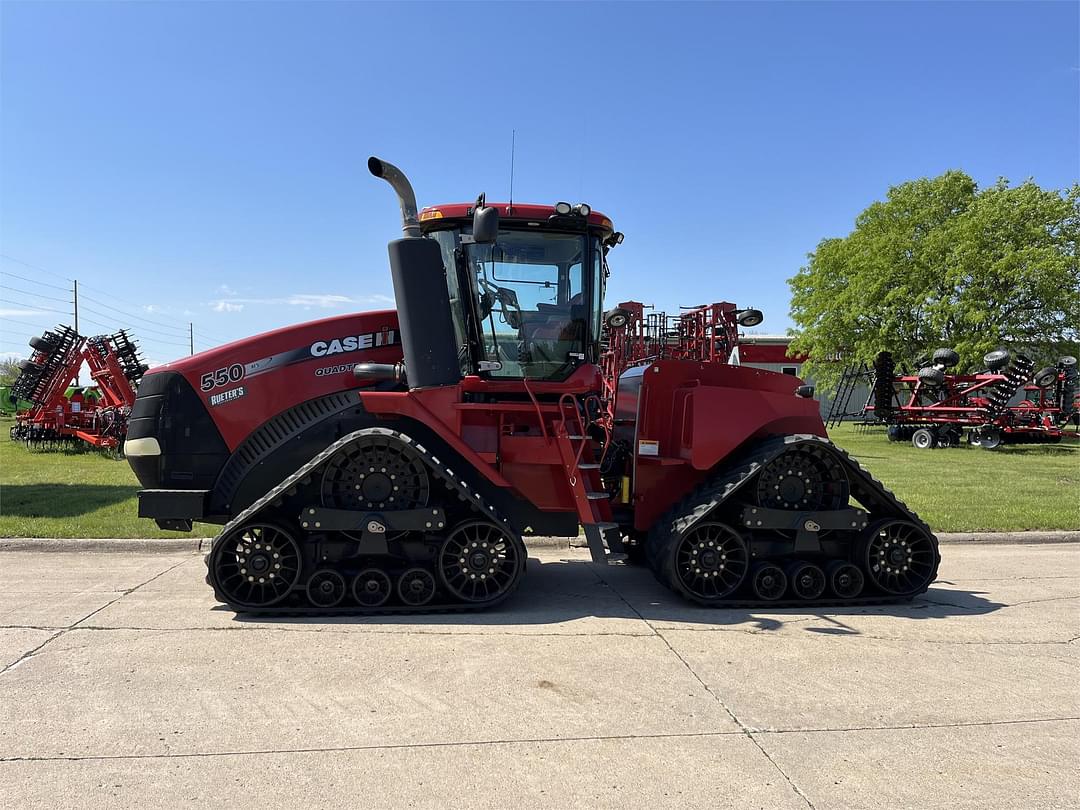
left=309, top=329, right=396, bottom=358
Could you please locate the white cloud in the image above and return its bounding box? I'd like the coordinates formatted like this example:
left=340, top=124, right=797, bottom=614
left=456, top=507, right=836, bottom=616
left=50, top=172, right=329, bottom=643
left=143, top=304, right=162, bottom=314
left=206, top=293, right=394, bottom=312
left=218, top=283, right=237, bottom=296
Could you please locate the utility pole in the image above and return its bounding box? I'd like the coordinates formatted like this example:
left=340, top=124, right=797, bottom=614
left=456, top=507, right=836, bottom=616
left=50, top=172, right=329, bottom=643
left=73, top=279, right=80, bottom=385
left=189, top=322, right=194, bottom=356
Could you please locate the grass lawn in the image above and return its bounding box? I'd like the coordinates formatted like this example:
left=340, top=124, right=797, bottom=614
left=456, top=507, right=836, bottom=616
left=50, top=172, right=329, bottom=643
left=828, top=422, right=1079, bottom=532
left=0, top=417, right=216, bottom=539
left=0, top=416, right=1076, bottom=538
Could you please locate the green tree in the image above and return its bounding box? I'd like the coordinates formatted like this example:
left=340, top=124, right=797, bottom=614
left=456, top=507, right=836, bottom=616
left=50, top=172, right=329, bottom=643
left=788, top=171, right=1079, bottom=390
left=0, top=357, right=22, bottom=387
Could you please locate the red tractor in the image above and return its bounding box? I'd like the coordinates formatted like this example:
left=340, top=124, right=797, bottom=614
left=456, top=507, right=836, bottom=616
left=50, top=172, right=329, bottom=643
left=128, top=158, right=939, bottom=613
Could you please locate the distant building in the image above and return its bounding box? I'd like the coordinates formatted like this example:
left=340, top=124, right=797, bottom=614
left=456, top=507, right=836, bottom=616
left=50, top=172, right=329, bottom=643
left=733, top=335, right=869, bottom=420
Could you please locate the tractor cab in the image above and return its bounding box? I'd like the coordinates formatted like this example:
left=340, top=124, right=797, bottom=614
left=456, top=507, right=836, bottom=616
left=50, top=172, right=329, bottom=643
left=418, top=201, right=622, bottom=382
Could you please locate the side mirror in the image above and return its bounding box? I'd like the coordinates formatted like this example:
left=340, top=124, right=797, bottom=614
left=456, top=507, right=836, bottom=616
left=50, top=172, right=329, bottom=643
left=473, top=205, right=499, bottom=244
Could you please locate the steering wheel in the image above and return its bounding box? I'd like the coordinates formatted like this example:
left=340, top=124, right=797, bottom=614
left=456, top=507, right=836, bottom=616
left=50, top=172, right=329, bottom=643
left=478, top=277, right=523, bottom=330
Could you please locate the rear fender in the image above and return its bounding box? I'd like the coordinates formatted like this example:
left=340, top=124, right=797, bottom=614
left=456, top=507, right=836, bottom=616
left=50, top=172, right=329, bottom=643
left=636, top=361, right=825, bottom=470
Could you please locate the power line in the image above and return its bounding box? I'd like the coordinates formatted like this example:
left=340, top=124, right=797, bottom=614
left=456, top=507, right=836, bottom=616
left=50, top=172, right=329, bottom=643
left=78, top=305, right=191, bottom=345
left=0, top=254, right=73, bottom=283
left=0, top=270, right=71, bottom=292
left=0, top=298, right=71, bottom=316
left=78, top=292, right=189, bottom=335
left=78, top=282, right=194, bottom=329
left=0, top=284, right=73, bottom=305
left=0, top=316, right=57, bottom=328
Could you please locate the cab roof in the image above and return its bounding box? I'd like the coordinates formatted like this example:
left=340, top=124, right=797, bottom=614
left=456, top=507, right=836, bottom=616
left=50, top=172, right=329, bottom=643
left=419, top=202, right=614, bottom=235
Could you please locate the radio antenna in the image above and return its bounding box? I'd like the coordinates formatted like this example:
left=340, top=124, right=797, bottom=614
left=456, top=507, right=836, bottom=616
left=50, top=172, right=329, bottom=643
left=508, top=129, right=516, bottom=213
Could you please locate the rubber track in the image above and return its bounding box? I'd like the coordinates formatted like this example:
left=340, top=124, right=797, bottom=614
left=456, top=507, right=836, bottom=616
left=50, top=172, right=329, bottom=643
left=205, top=427, right=527, bottom=616
left=648, top=434, right=940, bottom=608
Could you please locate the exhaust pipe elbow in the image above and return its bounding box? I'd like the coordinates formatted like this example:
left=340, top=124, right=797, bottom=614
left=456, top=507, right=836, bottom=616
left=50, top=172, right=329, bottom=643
left=368, top=156, right=421, bottom=238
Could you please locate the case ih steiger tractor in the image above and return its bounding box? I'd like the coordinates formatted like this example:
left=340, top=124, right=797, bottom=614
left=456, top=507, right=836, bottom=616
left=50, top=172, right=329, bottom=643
left=128, top=157, right=940, bottom=614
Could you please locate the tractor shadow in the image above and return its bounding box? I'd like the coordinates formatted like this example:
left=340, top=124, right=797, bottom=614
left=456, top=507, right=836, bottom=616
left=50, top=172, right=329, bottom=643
left=228, top=554, right=1006, bottom=636
left=0, top=483, right=134, bottom=517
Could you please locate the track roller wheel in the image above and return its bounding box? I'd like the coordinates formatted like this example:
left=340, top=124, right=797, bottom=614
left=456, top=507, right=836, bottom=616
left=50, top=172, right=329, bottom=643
left=208, top=522, right=302, bottom=609
left=397, top=568, right=437, bottom=607
left=352, top=568, right=392, bottom=607
left=437, top=520, right=525, bottom=604
left=306, top=569, right=347, bottom=608
left=861, top=520, right=938, bottom=596
left=786, top=561, right=826, bottom=600
left=668, top=522, right=749, bottom=603
left=826, top=561, right=864, bottom=599
left=750, top=563, right=787, bottom=601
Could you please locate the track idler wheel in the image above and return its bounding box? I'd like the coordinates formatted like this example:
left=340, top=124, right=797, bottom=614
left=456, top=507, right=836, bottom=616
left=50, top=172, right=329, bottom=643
left=827, top=561, right=864, bottom=599
left=861, top=520, right=938, bottom=596
left=668, top=522, right=749, bottom=603
left=352, top=568, right=392, bottom=607
left=306, top=569, right=347, bottom=608
left=786, top=561, right=826, bottom=600
left=750, top=563, right=787, bottom=601
left=397, top=568, right=437, bottom=607
left=208, top=522, right=302, bottom=609
left=437, top=520, right=525, bottom=604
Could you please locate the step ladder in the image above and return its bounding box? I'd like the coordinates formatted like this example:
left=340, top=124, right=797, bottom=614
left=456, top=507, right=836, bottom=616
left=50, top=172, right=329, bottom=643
left=826, top=363, right=872, bottom=429
left=555, top=394, right=624, bottom=564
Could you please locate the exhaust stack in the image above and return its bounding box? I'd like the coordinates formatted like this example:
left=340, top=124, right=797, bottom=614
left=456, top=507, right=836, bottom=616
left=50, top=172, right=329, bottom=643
left=368, top=157, right=421, bottom=238
left=368, top=156, right=461, bottom=390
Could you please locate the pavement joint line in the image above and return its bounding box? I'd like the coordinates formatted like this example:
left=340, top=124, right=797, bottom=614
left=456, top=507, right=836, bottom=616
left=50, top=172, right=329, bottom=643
left=3, top=717, right=1077, bottom=765
left=0, top=630, right=64, bottom=676
left=0, top=728, right=750, bottom=764
left=588, top=564, right=817, bottom=810
left=0, top=559, right=189, bottom=676
left=43, top=625, right=658, bottom=638
left=3, top=623, right=1075, bottom=646
left=748, top=716, right=1080, bottom=735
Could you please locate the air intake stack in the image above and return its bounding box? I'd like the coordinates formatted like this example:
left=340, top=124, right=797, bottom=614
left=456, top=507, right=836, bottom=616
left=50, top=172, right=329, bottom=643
left=368, top=156, right=461, bottom=389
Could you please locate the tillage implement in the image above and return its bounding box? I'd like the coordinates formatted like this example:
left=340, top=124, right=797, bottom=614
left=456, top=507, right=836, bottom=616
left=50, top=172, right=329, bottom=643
left=127, top=158, right=940, bottom=613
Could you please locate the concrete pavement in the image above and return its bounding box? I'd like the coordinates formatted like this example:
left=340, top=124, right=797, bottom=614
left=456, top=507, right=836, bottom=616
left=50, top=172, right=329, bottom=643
left=0, top=543, right=1077, bottom=809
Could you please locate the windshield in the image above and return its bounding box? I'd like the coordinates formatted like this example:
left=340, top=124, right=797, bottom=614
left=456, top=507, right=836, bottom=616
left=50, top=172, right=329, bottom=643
left=467, top=230, right=588, bottom=380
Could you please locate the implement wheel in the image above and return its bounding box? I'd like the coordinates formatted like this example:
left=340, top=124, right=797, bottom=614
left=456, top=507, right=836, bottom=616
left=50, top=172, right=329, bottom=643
left=911, top=428, right=936, bottom=450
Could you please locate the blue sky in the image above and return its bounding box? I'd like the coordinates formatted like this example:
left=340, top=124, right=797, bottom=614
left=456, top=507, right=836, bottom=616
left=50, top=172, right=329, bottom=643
left=2, top=1, right=1077, bottom=365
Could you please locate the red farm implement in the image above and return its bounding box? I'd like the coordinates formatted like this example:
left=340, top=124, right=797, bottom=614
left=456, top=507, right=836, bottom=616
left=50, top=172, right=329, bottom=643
left=9, top=326, right=148, bottom=451
left=862, top=348, right=1077, bottom=449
